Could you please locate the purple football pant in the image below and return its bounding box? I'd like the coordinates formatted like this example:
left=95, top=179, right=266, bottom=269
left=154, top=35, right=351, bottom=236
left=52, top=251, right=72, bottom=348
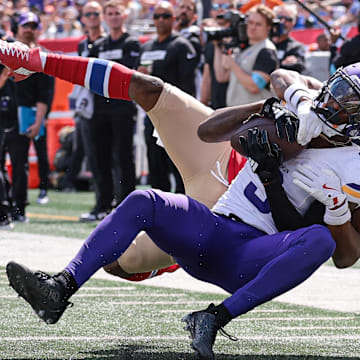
left=65, top=189, right=335, bottom=318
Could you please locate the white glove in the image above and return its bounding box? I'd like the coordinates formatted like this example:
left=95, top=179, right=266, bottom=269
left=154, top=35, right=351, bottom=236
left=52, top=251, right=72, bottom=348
left=296, top=101, right=323, bottom=146
left=292, top=164, right=351, bottom=226
left=284, top=83, right=323, bottom=146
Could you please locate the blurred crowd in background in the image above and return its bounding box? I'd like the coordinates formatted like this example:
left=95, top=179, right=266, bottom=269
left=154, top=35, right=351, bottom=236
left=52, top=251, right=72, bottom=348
left=0, top=0, right=359, bottom=42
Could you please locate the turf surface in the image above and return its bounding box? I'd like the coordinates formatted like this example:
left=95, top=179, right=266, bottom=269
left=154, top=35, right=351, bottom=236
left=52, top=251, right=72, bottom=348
left=1, top=190, right=360, bottom=359
left=1, top=268, right=360, bottom=359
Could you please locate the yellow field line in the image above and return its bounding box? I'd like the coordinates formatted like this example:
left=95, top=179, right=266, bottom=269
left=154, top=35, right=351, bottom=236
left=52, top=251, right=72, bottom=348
left=27, top=213, right=79, bottom=221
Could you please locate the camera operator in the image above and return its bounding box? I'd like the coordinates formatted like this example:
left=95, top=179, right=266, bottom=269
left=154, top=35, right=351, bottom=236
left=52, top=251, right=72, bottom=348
left=200, top=0, right=234, bottom=108
left=272, top=4, right=306, bottom=73
left=214, top=4, right=278, bottom=106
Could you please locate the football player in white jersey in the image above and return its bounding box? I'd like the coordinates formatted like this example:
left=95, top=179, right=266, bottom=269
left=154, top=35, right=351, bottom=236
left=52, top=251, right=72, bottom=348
left=0, top=40, right=358, bottom=359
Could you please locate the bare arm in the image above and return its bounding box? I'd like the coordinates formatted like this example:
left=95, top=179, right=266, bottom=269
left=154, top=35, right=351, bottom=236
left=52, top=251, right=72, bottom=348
left=197, top=100, right=264, bottom=143
left=200, top=63, right=212, bottom=106
left=270, top=68, right=323, bottom=100
left=330, top=206, right=360, bottom=268
left=228, top=57, right=266, bottom=94
left=26, top=102, right=47, bottom=139
left=213, top=44, right=230, bottom=83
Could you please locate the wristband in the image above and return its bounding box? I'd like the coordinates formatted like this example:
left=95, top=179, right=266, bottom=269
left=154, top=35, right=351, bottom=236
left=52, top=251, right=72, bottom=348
left=323, top=199, right=351, bottom=226
left=284, top=83, right=312, bottom=109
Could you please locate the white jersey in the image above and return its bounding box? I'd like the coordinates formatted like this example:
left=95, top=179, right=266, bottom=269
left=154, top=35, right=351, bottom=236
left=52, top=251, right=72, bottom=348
left=212, top=144, right=360, bottom=234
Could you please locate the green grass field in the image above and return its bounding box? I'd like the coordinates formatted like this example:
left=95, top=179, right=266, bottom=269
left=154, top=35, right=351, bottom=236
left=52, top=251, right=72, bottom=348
left=1, top=189, right=360, bottom=359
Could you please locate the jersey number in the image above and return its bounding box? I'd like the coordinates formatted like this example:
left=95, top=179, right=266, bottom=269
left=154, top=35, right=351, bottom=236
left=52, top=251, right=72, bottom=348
left=244, top=181, right=270, bottom=214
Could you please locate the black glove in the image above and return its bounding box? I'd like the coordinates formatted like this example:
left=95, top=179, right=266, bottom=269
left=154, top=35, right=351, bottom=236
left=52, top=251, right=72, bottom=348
left=239, top=128, right=283, bottom=183
left=260, top=97, right=299, bottom=143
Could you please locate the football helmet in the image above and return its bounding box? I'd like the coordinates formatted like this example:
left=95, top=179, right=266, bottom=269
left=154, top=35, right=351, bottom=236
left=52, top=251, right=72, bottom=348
left=313, top=63, right=360, bottom=145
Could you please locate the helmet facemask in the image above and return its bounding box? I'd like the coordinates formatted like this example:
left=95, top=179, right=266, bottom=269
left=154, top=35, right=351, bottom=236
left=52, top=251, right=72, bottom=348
left=313, top=67, right=360, bottom=145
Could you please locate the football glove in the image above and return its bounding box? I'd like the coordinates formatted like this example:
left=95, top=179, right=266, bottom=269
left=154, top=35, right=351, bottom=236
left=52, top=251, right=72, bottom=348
left=284, top=83, right=323, bottom=146
left=239, top=128, right=283, bottom=183
left=296, top=101, right=323, bottom=146
left=260, top=97, right=299, bottom=143
left=292, top=164, right=351, bottom=226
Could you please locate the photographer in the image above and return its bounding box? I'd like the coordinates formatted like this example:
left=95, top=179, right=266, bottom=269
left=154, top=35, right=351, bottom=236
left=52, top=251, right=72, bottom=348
left=214, top=4, right=278, bottom=106
left=200, top=0, right=235, bottom=108
left=272, top=4, right=306, bottom=73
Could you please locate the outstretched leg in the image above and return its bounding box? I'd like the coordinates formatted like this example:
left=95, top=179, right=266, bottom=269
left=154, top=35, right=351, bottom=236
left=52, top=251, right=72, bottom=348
left=6, top=189, right=218, bottom=324
left=182, top=224, right=336, bottom=359
left=0, top=42, right=232, bottom=282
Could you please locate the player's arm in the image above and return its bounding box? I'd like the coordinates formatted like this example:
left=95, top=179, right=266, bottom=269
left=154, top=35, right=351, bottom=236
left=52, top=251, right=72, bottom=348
left=270, top=69, right=324, bottom=146
left=293, top=166, right=360, bottom=268
left=237, top=128, right=323, bottom=231
left=270, top=68, right=323, bottom=100
left=198, top=100, right=264, bottom=142
left=328, top=206, right=360, bottom=268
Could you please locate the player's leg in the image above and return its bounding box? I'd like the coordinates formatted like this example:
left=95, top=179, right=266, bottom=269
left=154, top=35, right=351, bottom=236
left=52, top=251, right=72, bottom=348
left=6, top=189, right=217, bottom=324
left=103, top=232, right=176, bottom=277
left=146, top=83, right=231, bottom=205
left=0, top=41, right=233, bottom=279
left=0, top=42, right=231, bottom=203
left=182, top=224, right=336, bottom=359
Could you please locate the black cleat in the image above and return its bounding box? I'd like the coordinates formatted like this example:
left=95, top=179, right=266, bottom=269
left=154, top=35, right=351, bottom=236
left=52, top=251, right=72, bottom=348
left=182, top=310, right=218, bottom=360
left=6, top=261, right=72, bottom=324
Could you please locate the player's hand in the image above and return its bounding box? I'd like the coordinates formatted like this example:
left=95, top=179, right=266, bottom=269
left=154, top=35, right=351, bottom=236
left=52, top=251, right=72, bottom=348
left=296, top=100, right=323, bottom=146
left=239, top=128, right=282, bottom=183
left=292, top=164, right=351, bottom=225
left=261, top=97, right=299, bottom=143
left=26, top=123, right=41, bottom=139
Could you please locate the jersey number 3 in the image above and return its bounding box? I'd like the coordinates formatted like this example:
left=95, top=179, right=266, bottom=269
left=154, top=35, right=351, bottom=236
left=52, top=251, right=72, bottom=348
left=244, top=181, right=270, bottom=214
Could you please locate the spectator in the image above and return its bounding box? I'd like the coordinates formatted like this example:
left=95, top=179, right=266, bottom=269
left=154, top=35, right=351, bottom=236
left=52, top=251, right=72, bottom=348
left=0, top=65, right=16, bottom=229
left=331, top=17, right=360, bottom=69
left=303, top=32, right=331, bottom=82
left=80, top=0, right=140, bottom=221
left=61, top=1, right=106, bottom=194
left=39, top=5, right=58, bottom=40
left=9, top=12, right=53, bottom=219
left=139, top=0, right=198, bottom=193
left=272, top=3, right=306, bottom=73
left=55, top=6, right=83, bottom=38
left=333, top=0, right=360, bottom=28
left=214, top=4, right=278, bottom=106
left=316, top=33, right=331, bottom=51
left=200, top=0, right=234, bottom=108
left=174, top=0, right=202, bottom=98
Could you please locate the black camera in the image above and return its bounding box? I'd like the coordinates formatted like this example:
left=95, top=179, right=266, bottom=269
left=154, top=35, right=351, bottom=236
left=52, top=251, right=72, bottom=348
left=271, top=19, right=285, bottom=37
left=203, top=11, right=248, bottom=49
left=203, top=11, right=285, bottom=49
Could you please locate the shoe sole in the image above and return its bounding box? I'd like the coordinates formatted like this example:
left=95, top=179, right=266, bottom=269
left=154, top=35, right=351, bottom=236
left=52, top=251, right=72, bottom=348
left=6, top=261, right=39, bottom=313
left=182, top=314, right=215, bottom=360
left=0, top=223, right=14, bottom=230
left=6, top=262, right=65, bottom=324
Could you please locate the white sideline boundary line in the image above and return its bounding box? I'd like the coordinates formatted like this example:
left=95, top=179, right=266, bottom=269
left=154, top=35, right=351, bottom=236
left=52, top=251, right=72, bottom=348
left=2, top=231, right=360, bottom=312
left=1, top=335, right=360, bottom=342
left=161, top=309, right=295, bottom=313
left=74, top=293, right=188, bottom=298
left=109, top=300, right=212, bottom=305
left=275, top=326, right=360, bottom=330
left=233, top=316, right=356, bottom=321
left=81, top=287, right=136, bottom=291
